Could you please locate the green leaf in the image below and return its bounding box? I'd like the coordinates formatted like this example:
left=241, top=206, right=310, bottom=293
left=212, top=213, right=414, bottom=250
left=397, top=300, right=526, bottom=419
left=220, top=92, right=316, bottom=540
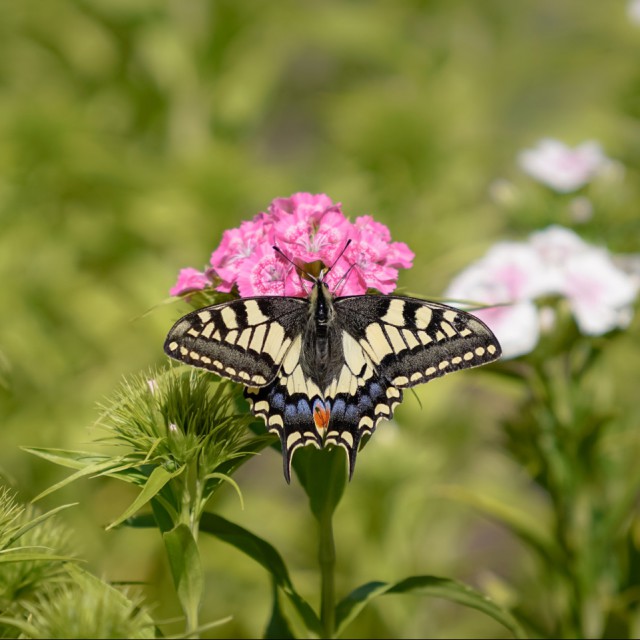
left=264, top=578, right=296, bottom=639
left=200, top=512, right=322, bottom=637
left=4, top=502, right=76, bottom=548
left=435, top=485, right=566, bottom=571
left=106, top=465, right=184, bottom=530
left=292, top=446, right=347, bottom=521
left=163, top=523, right=203, bottom=631
left=335, top=576, right=525, bottom=639
left=23, top=447, right=112, bottom=470
left=30, top=458, right=126, bottom=503
left=0, top=549, right=76, bottom=564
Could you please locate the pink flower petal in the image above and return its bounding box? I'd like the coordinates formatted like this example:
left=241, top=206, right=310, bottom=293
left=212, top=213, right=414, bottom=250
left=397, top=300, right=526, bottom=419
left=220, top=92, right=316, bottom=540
left=170, top=268, right=211, bottom=296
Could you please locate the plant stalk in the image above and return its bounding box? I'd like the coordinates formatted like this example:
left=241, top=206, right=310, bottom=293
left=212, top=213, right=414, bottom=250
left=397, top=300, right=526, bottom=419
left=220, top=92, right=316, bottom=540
left=319, top=507, right=336, bottom=638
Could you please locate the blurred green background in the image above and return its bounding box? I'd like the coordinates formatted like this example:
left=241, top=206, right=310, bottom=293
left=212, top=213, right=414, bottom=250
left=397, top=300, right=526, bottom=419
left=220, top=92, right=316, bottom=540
left=1, top=1, right=639, bottom=637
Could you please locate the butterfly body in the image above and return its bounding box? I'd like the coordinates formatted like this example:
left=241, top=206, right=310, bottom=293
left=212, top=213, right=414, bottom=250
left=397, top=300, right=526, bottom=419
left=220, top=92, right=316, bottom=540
left=165, top=276, right=501, bottom=481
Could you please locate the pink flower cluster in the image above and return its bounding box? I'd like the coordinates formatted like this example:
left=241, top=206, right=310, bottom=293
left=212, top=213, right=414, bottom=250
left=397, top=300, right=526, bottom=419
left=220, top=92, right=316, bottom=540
left=445, top=226, right=639, bottom=359
left=170, top=193, right=414, bottom=298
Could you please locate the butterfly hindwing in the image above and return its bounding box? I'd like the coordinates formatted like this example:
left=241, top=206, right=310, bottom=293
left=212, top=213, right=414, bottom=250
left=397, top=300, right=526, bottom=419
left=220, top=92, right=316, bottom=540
left=164, top=296, right=308, bottom=386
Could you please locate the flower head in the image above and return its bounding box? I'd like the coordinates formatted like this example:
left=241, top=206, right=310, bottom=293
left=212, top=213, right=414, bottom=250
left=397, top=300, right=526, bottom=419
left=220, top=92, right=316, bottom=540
left=517, top=138, right=611, bottom=193
left=170, top=193, right=413, bottom=299
left=170, top=268, right=212, bottom=297
left=445, top=225, right=638, bottom=358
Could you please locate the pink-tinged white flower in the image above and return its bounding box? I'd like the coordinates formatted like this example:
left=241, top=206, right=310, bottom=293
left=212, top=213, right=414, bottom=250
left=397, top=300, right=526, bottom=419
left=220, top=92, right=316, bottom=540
left=517, top=139, right=611, bottom=193
left=628, top=0, right=640, bottom=24
left=172, top=192, right=413, bottom=299
left=445, top=225, right=639, bottom=358
left=529, top=225, right=592, bottom=290
left=562, top=250, right=638, bottom=335
left=170, top=267, right=211, bottom=296
left=444, top=243, right=549, bottom=358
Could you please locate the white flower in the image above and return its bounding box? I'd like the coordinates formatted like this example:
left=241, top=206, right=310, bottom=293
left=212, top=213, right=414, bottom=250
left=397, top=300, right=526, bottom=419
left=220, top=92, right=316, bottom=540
left=517, top=139, right=611, bottom=193
left=628, top=0, right=640, bottom=24
left=445, top=226, right=639, bottom=358
left=529, top=225, right=591, bottom=290
left=562, top=250, right=638, bottom=335
left=444, top=242, right=550, bottom=359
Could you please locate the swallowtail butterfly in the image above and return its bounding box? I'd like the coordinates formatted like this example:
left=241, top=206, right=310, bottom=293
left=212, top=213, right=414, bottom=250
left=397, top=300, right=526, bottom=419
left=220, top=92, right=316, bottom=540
left=164, top=268, right=501, bottom=481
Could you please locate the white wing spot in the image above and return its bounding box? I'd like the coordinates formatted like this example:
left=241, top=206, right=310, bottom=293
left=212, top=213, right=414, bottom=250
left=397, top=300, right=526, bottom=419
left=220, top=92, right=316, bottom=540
left=359, top=416, right=374, bottom=429
left=269, top=414, right=284, bottom=428
left=263, top=323, right=285, bottom=359
left=464, top=351, right=474, bottom=361
left=381, top=299, right=406, bottom=326
left=452, top=356, right=462, bottom=364
left=249, top=324, right=267, bottom=353
left=189, top=351, right=200, bottom=360
left=198, top=311, right=212, bottom=323
left=425, top=366, right=436, bottom=376
left=286, top=432, right=302, bottom=447
left=236, top=328, right=251, bottom=349
left=385, top=325, right=407, bottom=353
left=415, top=306, right=433, bottom=329
left=341, top=432, right=354, bottom=447
left=343, top=333, right=367, bottom=374
left=439, top=360, right=449, bottom=370
left=418, top=331, right=432, bottom=345
left=168, top=341, right=178, bottom=351
left=410, top=372, right=422, bottom=382
left=375, top=403, right=391, bottom=415
left=201, top=323, right=214, bottom=338
left=440, top=321, right=457, bottom=338
left=282, top=336, right=301, bottom=375
left=475, top=347, right=486, bottom=356
left=187, top=328, right=200, bottom=338
left=220, top=306, right=238, bottom=329
left=393, top=375, right=409, bottom=386
left=365, top=323, right=393, bottom=360
left=225, top=330, right=238, bottom=344
left=244, top=299, right=270, bottom=325
left=402, top=329, right=420, bottom=349
left=488, top=344, right=497, bottom=355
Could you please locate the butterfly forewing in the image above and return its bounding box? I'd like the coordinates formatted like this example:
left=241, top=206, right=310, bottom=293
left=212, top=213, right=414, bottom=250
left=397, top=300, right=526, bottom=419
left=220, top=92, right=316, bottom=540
left=334, top=295, right=502, bottom=388
left=164, top=296, right=308, bottom=386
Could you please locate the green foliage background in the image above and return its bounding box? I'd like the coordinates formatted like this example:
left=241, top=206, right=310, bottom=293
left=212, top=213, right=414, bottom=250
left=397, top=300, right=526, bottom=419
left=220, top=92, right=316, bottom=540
left=1, top=1, right=639, bottom=637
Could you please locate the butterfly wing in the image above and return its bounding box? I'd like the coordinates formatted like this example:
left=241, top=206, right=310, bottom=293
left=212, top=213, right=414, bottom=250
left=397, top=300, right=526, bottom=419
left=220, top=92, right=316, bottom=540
left=325, top=295, right=501, bottom=466
left=164, top=296, right=308, bottom=386
left=335, top=295, right=501, bottom=387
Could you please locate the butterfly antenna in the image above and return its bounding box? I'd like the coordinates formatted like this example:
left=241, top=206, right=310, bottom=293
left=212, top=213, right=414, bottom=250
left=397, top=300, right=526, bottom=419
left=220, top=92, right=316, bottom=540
left=272, top=245, right=311, bottom=293
left=272, top=245, right=299, bottom=270
left=334, top=263, right=357, bottom=296
left=324, top=239, right=352, bottom=276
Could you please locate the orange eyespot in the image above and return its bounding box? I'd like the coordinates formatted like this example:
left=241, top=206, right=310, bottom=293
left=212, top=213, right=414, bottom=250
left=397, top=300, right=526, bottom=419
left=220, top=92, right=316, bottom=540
left=313, top=402, right=331, bottom=432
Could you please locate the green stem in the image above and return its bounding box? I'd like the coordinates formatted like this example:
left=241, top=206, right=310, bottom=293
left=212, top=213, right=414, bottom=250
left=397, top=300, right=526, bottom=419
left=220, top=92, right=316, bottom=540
left=319, top=506, right=336, bottom=638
